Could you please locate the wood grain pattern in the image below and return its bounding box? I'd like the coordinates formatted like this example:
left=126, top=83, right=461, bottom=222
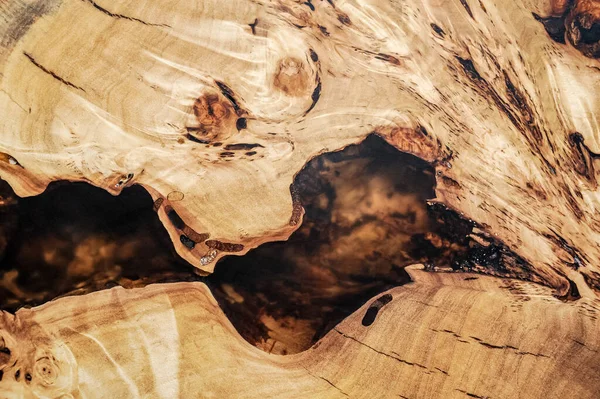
left=0, top=265, right=598, bottom=398
left=1, top=0, right=599, bottom=294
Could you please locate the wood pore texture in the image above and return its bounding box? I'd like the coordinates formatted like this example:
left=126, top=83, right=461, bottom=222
left=2, top=0, right=600, bottom=397
left=1, top=266, right=599, bottom=398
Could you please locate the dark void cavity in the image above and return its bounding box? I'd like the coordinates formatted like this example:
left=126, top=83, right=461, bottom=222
left=0, top=136, right=531, bottom=355
left=578, top=22, right=600, bottom=44
left=533, top=13, right=567, bottom=44
left=207, top=135, right=435, bottom=354
left=0, top=181, right=202, bottom=311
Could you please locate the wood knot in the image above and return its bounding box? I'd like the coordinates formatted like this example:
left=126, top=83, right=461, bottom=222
left=33, top=356, right=58, bottom=386
left=273, top=57, right=310, bottom=96
left=187, top=83, right=243, bottom=143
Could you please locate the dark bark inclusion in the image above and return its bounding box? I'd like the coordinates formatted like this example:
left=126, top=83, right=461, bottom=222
left=0, top=135, right=533, bottom=355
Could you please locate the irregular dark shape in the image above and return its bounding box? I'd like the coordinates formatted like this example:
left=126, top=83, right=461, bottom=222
left=304, top=79, right=322, bottom=115
left=152, top=197, right=164, bottom=212
left=235, top=118, right=247, bottom=130
left=455, top=56, right=482, bottom=81
left=533, top=13, right=567, bottom=44
left=223, top=143, right=264, bottom=151
left=459, top=0, right=474, bottom=19
left=431, top=23, right=445, bottom=37
left=318, top=25, right=330, bottom=36
left=309, top=49, right=319, bottom=62
left=411, top=203, right=538, bottom=283
left=185, top=132, right=210, bottom=144
left=303, top=1, right=315, bottom=11
left=544, top=228, right=587, bottom=270
left=182, top=227, right=209, bottom=243
left=569, top=131, right=600, bottom=184
left=562, top=278, right=582, bottom=301
left=374, top=53, right=401, bottom=65
left=249, top=18, right=258, bottom=35
left=205, top=240, right=244, bottom=252
left=0, top=182, right=204, bottom=313
left=566, top=5, right=600, bottom=58
left=219, top=151, right=235, bottom=158
left=362, top=293, right=393, bottom=326
left=215, top=80, right=241, bottom=112
left=23, top=52, right=86, bottom=92
left=503, top=71, right=532, bottom=123
left=337, top=12, right=352, bottom=26
left=180, top=234, right=196, bottom=249
left=166, top=206, right=186, bottom=230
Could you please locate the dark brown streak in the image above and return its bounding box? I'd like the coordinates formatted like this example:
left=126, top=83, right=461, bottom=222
left=569, top=132, right=600, bottom=185
left=544, top=229, right=586, bottom=270
left=459, top=0, right=474, bottom=19
left=374, top=53, right=402, bottom=65
left=185, top=132, right=210, bottom=144
left=249, top=18, right=258, bottom=35
left=503, top=71, right=542, bottom=142
left=215, top=81, right=241, bottom=113
left=85, top=0, right=171, bottom=27
left=223, top=143, right=264, bottom=151
left=455, top=56, right=551, bottom=171
left=23, top=52, right=86, bottom=92
left=304, top=77, right=321, bottom=116
left=205, top=240, right=244, bottom=252
left=303, top=1, right=315, bottom=11
left=431, top=23, right=446, bottom=37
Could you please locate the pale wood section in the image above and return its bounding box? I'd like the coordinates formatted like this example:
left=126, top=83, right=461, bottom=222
left=0, top=265, right=598, bottom=398
left=1, top=0, right=600, bottom=286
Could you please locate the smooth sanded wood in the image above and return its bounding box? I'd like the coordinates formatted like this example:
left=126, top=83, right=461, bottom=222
left=1, top=0, right=600, bottom=293
left=0, top=265, right=598, bottom=398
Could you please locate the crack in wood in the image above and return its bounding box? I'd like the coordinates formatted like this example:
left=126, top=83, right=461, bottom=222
left=84, top=0, right=171, bottom=28
left=23, top=52, right=86, bottom=92
left=302, top=366, right=349, bottom=397
left=334, top=328, right=429, bottom=370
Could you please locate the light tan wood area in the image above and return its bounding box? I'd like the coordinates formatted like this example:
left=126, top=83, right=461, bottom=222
left=0, top=266, right=598, bottom=398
